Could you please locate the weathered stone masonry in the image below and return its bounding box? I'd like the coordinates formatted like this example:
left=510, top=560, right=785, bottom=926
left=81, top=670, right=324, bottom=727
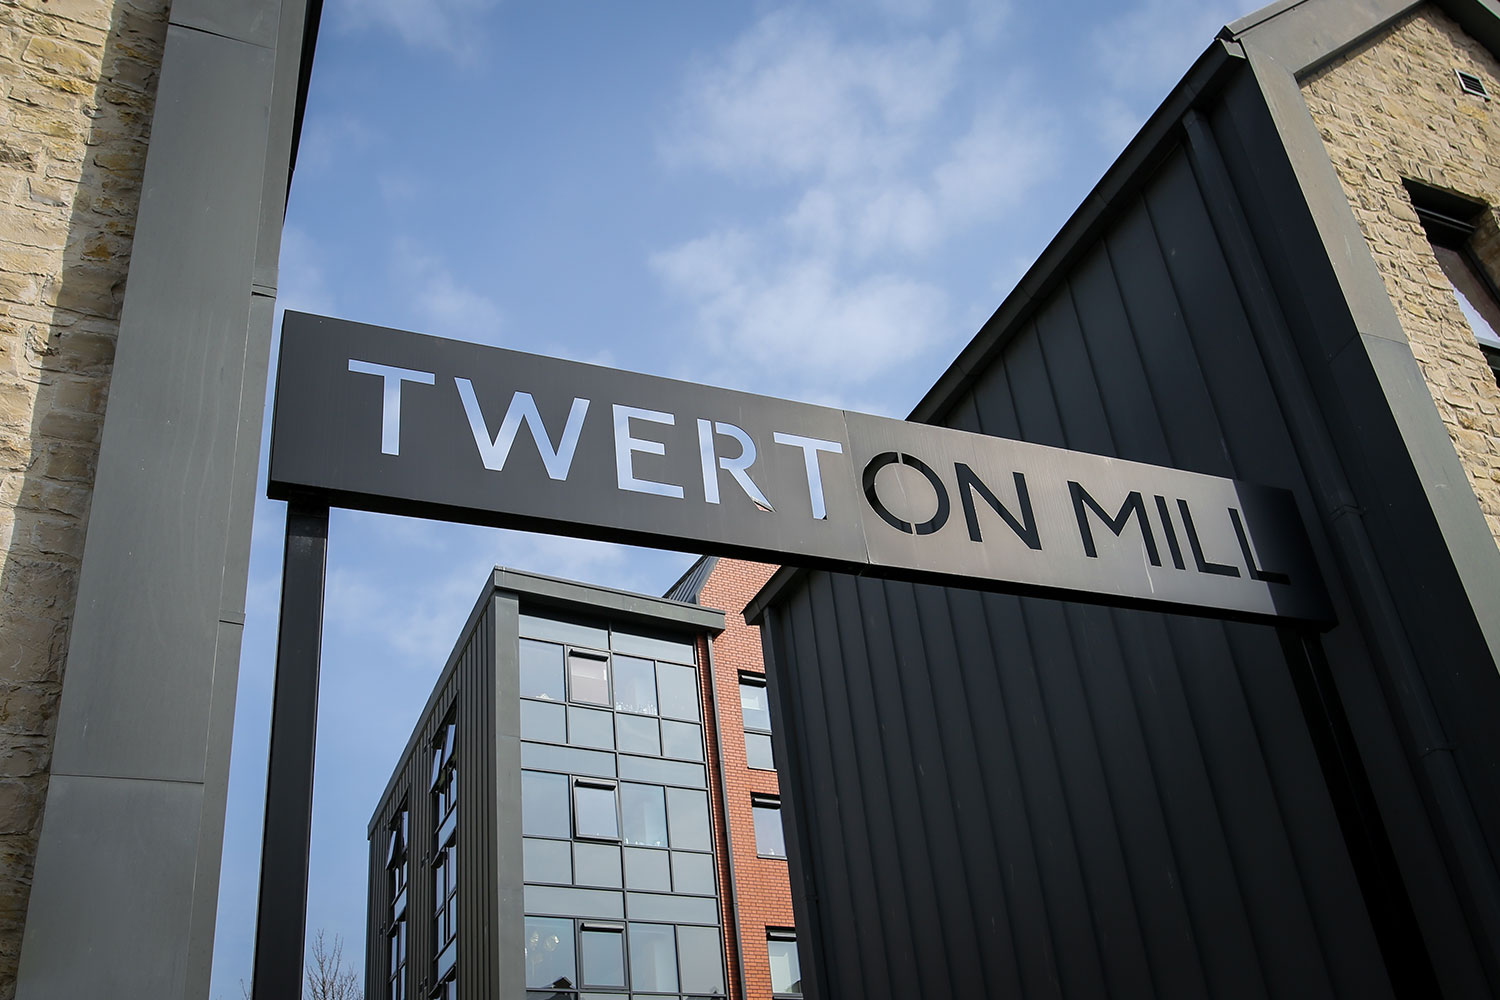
left=1302, top=5, right=1500, bottom=549
left=0, top=1, right=167, bottom=995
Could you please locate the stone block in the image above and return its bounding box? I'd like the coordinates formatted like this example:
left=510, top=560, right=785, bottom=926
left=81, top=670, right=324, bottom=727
left=20, top=35, right=98, bottom=79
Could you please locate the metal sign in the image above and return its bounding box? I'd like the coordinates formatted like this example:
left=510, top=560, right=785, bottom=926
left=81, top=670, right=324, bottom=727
left=269, top=311, right=1331, bottom=625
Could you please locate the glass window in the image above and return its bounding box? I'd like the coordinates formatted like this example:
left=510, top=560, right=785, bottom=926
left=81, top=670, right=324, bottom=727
left=568, top=706, right=614, bottom=750
left=569, top=651, right=611, bottom=706
left=660, top=720, right=703, bottom=761
left=580, top=926, right=627, bottom=989
left=574, top=782, right=619, bottom=840
left=620, top=783, right=668, bottom=847
left=616, top=714, right=660, bottom=757
left=623, top=848, right=671, bottom=891
left=666, top=787, right=711, bottom=852
left=524, top=837, right=572, bottom=884
left=656, top=662, right=699, bottom=721
left=746, top=732, right=775, bottom=771
left=1434, top=244, right=1500, bottom=349
left=525, top=916, right=576, bottom=990
left=613, top=655, right=658, bottom=715
left=677, top=926, right=725, bottom=994
left=520, top=639, right=565, bottom=701
left=573, top=842, right=622, bottom=888
left=628, top=923, right=678, bottom=993
left=753, top=798, right=787, bottom=858
left=768, top=931, right=802, bottom=996
left=522, top=700, right=566, bottom=744
left=522, top=771, right=570, bottom=839
left=671, top=851, right=715, bottom=895
left=739, top=675, right=771, bottom=732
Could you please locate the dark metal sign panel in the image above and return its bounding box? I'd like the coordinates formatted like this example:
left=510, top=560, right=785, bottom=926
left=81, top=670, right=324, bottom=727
left=269, top=312, right=1331, bottom=625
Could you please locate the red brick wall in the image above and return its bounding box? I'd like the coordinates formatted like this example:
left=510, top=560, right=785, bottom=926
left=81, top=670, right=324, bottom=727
left=698, top=558, right=793, bottom=1000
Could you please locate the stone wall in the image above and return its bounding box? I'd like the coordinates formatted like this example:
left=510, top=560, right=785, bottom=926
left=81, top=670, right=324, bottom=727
left=1301, top=5, right=1500, bottom=549
left=0, top=1, right=167, bottom=994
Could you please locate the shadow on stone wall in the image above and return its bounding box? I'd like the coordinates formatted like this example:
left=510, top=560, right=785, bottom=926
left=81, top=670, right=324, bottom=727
left=0, top=1, right=170, bottom=995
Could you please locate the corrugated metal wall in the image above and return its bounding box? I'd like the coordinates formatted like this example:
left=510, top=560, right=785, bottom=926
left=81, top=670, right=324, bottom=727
left=759, top=76, right=1428, bottom=999
left=366, top=595, right=496, bottom=999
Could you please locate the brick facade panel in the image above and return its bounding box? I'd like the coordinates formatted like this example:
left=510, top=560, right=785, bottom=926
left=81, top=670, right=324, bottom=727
left=699, top=559, right=797, bottom=1000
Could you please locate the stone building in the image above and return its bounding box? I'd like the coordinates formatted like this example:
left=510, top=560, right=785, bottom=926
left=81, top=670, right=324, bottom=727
left=0, top=1, right=319, bottom=997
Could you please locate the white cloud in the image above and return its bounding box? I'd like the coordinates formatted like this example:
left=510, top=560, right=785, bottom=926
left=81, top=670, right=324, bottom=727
left=652, top=235, right=948, bottom=395
left=338, top=0, right=499, bottom=62
left=654, top=6, right=1058, bottom=401
left=666, top=9, right=961, bottom=182
left=1091, top=0, right=1245, bottom=100
left=391, top=239, right=503, bottom=344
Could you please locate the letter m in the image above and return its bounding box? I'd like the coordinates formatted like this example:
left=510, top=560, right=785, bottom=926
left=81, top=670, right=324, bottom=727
left=1068, top=481, right=1161, bottom=566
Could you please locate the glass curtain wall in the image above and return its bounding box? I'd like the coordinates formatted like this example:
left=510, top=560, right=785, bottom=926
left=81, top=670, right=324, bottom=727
left=518, top=615, right=727, bottom=1000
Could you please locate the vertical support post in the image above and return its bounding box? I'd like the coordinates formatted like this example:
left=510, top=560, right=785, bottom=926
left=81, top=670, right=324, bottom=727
left=251, top=501, right=330, bottom=1000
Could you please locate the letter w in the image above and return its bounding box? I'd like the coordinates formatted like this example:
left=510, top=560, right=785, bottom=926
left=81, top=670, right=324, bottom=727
left=455, top=379, right=589, bottom=481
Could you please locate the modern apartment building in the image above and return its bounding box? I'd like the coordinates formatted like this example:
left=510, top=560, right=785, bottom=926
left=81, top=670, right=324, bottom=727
left=366, top=560, right=813, bottom=1000
left=365, top=568, right=733, bottom=1000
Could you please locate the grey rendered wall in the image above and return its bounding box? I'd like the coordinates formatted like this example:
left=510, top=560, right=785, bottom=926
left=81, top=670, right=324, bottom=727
left=758, top=57, right=1500, bottom=1000
left=13, top=0, right=311, bottom=996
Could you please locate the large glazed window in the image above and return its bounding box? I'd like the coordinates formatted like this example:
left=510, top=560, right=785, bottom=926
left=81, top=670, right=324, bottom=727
left=516, top=615, right=726, bottom=1000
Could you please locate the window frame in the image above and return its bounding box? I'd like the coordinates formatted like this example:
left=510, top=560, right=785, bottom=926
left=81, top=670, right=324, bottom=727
left=740, top=672, right=776, bottom=771
left=767, top=927, right=803, bottom=998
left=752, top=793, right=787, bottom=860
left=577, top=921, right=629, bottom=990
left=1410, top=186, right=1500, bottom=386
left=431, top=717, right=459, bottom=991
left=572, top=778, right=622, bottom=842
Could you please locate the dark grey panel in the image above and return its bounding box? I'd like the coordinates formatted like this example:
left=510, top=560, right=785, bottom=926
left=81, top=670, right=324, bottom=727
left=1229, top=0, right=1417, bottom=76
left=48, top=24, right=276, bottom=781
left=14, top=776, right=202, bottom=997
left=759, top=136, right=1400, bottom=1000
left=271, top=313, right=1331, bottom=624
left=171, top=0, right=281, bottom=48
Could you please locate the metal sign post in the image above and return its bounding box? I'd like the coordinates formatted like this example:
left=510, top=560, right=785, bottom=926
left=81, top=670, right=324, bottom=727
left=250, top=501, right=328, bottom=1000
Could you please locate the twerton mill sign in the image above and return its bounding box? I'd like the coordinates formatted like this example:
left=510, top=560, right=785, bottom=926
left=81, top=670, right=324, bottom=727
left=268, top=311, right=1331, bottom=625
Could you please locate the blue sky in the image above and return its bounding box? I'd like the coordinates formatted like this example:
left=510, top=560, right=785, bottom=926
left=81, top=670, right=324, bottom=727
left=209, top=0, right=1255, bottom=993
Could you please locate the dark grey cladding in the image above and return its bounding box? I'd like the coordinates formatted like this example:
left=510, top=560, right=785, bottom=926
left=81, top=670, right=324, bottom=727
left=749, top=5, right=1500, bottom=996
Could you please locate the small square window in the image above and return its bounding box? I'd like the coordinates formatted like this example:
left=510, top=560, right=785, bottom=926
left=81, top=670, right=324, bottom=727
left=573, top=781, right=620, bottom=840
left=569, top=651, right=611, bottom=706
left=579, top=924, right=627, bottom=989
left=613, top=655, right=658, bottom=715
left=739, top=674, right=771, bottom=732
left=753, top=796, right=787, bottom=859
left=768, top=929, right=803, bottom=996
left=525, top=916, right=576, bottom=990
left=521, top=639, right=566, bottom=701
left=746, top=732, right=775, bottom=771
